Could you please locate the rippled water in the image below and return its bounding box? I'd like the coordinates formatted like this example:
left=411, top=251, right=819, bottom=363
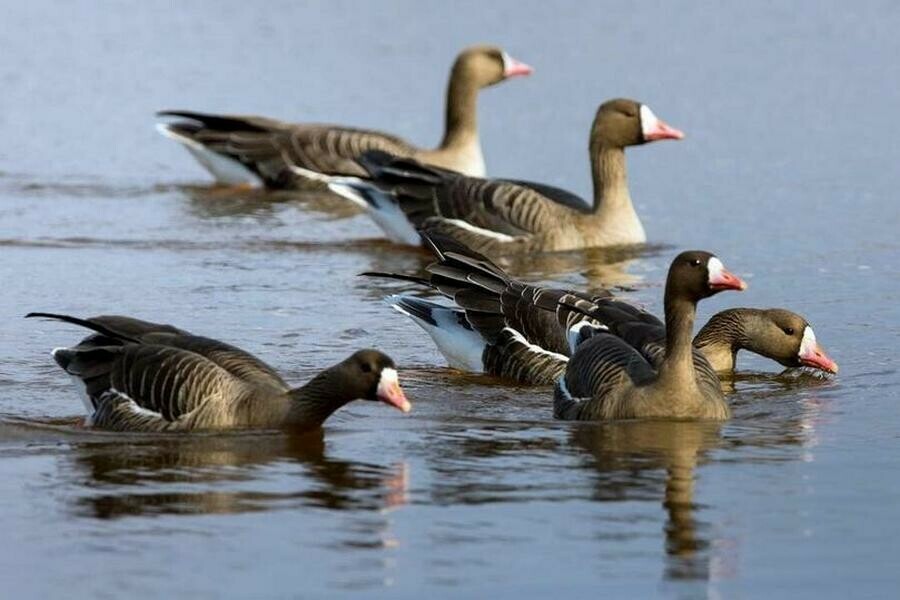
left=1, top=1, right=899, bottom=597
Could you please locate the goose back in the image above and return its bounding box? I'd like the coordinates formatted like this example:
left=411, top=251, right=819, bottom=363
left=53, top=343, right=269, bottom=432
left=29, top=312, right=288, bottom=391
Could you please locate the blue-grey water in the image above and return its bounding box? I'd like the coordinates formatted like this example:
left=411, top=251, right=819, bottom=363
left=1, top=1, right=898, bottom=597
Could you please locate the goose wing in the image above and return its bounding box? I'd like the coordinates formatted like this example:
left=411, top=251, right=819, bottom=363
left=554, top=331, right=658, bottom=421
left=27, top=313, right=288, bottom=391
left=555, top=298, right=721, bottom=394
left=53, top=343, right=250, bottom=430
left=158, top=112, right=416, bottom=184
left=482, top=328, right=568, bottom=385
left=360, top=151, right=581, bottom=239
left=420, top=234, right=610, bottom=352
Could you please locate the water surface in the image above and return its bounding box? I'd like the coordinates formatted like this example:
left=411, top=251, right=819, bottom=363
left=1, top=1, right=898, bottom=597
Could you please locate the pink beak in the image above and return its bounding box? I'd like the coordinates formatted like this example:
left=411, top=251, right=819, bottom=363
left=799, top=343, right=839, bottom=374
left=709, top=269, right=747, bottom=292
left=503, top=55, right=534, bottom=78
left=644, top=119, right=685, bottom=141
left=376, top=372, right=412, bottom=413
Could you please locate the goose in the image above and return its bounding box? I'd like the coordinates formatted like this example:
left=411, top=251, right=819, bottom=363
left=553, top=250, right=747, bottom=421
left=27, top=313, right=410, bottom=432
left=156, top=45, right=532, bottom=188
left=366, top=233, right=837, bottom=384
left=305, top=97, right=683, bottom=252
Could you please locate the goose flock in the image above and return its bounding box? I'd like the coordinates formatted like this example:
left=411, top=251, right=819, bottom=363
left=32, top=44, right=837, bottom=433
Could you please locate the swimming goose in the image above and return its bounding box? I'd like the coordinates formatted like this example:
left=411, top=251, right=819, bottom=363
left=310, top=98, right=682, bottom=252
left=366, top=234, right=837, bottom=383
left=156, top=45, right=532, bottom=188
left=554, top=251, right=747, bottom=421
left=28, top=313, right=410, bottom=432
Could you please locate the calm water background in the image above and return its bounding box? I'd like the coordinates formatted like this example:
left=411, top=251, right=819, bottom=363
left=1, top=1, right=898, bottom=597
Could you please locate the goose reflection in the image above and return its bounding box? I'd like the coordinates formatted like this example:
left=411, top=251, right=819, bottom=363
left=570, top=421, right=722, bottom=581
left=499, top=244, right=662, bottom=290
left=569, top=382, right=830, bottom=583
left=179, top=184, right=357, bottom=220
left=66, top=430, right=409, bottom=519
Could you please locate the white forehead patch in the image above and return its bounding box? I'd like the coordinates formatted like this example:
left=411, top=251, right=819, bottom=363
left=640, top=105, right=659, bottom=138
left=377, top=368, right=399, bottom=394
left=706, top=256, right=724, bottom=284
left=501, top=51, right=512, bottom=73
left=798, top=326, right=817, bottom=356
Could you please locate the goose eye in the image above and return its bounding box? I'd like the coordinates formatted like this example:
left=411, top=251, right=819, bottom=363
left=783, top=327, right=795, bottom=336
left=690, top=259, right=702, bottom=267
left=361, top=362, right=373, bottom=373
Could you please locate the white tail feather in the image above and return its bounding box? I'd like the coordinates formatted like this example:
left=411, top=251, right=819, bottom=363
left=386, top=295, right=485, bottom=372
left=156, top=123, right=261, bottom=186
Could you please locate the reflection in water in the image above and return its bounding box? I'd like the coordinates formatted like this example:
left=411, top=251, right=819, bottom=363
left=179, top=185, right=359, bottom=220
left=569, top=382, right=829, bottom=586
left=570, top=421, right=722, bottom=582
left=178, top=184, right=660, bottom=292
left=65, top=430, right=409, bottom=519
left=500, top=243, right=664, bottom=291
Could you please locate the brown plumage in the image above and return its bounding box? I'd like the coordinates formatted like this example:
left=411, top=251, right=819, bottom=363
left=28, top=313, right=410, bottom=432
left=343, top=98, right=683, bottom=254
left=693, top=308, right=838, bottom=374
left=554, top=251, right=747, bottom=421
left=365, top=232, right=607, bottom=383
left=367, top=234, right=837, bottom=384
left=156, top=45, right=531, bottom=187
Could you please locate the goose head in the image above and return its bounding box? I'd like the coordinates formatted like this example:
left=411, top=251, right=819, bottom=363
left=748, top=310, right=838, bottom=374
left=339, top=350, right=412, bottom=413
left=591, top=98, right=685, bottom=149
left=452, top=45, right=533, bottom=88
left=667, top=251, right=747, bottom=303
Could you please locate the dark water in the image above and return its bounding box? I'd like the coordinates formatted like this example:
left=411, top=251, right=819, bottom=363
left=1, top=1, right=899, bottom=597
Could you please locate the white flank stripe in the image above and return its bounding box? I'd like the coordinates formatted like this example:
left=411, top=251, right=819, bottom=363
left=327, top=179, right=369, bottom=208
left=110, top=388, right=162, bottom=419
left=288, top=163, right=335, bottom=183
left=441, top=218, right=516, bottom=242
left=503, top=327, right=569, bottom=362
